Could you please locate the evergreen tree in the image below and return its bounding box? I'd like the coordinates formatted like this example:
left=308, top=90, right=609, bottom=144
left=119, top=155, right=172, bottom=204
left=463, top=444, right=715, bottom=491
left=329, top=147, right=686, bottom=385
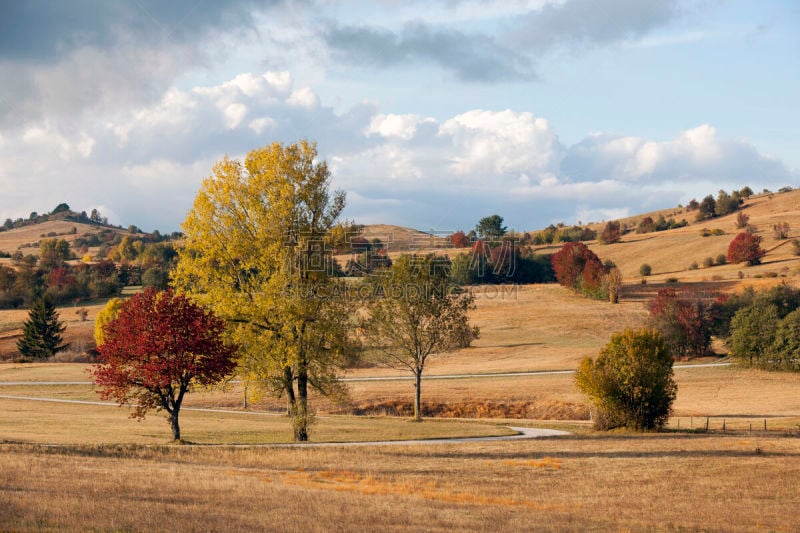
left=17, top=297, right=67, bottom=360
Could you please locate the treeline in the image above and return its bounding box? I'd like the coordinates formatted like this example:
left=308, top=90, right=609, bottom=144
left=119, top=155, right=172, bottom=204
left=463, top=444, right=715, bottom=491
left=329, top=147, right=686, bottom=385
left=0, top=236, right=179, bottom=309
left=646, top=284, right=800, bottom=365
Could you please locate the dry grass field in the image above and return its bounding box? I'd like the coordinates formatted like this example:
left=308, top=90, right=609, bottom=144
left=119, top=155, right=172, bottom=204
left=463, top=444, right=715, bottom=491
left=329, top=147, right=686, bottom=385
left=3, top=431, right=800, bottom=531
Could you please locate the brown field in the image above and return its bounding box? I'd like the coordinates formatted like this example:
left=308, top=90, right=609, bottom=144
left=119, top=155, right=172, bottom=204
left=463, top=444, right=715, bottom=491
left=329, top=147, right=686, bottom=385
left=3, top=431, right=800, bottom=531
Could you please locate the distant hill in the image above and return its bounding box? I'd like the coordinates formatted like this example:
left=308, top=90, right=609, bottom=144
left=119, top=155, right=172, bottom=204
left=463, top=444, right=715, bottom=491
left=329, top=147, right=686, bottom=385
left=353, top=189, right=800, bottom=289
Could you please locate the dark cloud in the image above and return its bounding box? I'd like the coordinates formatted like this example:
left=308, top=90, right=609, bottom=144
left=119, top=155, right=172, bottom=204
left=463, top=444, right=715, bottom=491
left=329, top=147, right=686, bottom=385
left=513, top=0, right=681, bottom=50
left=325, top=21, right=537, bottom=82
left=0, top=0, right=273, bottom=62
left=0, top=0, right=288, bottom=127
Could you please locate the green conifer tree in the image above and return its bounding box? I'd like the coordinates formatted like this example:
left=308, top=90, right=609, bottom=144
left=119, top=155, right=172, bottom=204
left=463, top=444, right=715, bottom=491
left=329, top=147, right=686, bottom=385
left=17, top=297, right=67, bottom=360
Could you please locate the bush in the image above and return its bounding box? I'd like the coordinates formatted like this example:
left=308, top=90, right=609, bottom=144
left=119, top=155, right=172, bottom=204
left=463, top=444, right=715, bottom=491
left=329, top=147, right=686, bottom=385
left=688, top=261, right=698, bottom=270
left=575, top=329, right=676, bottom=431
left=639, top=264, right=652, bottom=277
left=735, top=212, right=749, bottom=229
left=703, top=257, right=714, bottom=268
left=716, top=254, right=727, bottom=265
left=773, top=222, right=790, bottom=240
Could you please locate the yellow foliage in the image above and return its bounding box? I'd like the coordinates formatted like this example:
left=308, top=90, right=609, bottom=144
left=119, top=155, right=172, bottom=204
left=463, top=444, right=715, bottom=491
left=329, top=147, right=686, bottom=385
left=172, top=140, right=355, bottom=441
left=94, top=298, right=125, bottom=347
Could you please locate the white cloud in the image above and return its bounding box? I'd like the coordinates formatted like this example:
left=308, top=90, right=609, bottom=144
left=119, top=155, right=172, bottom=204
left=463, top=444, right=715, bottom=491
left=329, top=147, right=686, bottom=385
left=365, top=113, right=434, bottom=140
left=439, top=110, right=561, bottom=178
left=287, top=87, right=319, bottom=109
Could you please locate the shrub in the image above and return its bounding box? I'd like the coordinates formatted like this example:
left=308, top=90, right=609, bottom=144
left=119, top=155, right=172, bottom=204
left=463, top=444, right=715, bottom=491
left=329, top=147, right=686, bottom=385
left=711, top=229, right=725, bottom=236
left=773, top=222, right=790, bottom=240
left=575, top=329, right=676, bottom=430
left=688, top=261, right=698, bottom=270
left=727, top=232, right=766, bottom=265
left=703, top=257, right=714, bottom=268
left=639, top=263, right=652, bottom=277
left=716, top=254, right=727, bottom=265
left=735, top=212, right=750, bottom=229
left=666, top=277, right=679, bottom=284
left=792, top=239, right=800, bottom=256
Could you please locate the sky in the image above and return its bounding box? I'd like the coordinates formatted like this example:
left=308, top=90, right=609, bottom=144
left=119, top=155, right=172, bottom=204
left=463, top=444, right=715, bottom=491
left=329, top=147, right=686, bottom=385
left=0, top=0, right=798, bottom=233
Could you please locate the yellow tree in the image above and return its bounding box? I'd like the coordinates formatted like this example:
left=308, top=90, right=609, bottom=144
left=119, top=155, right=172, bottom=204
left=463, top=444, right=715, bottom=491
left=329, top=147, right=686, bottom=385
left=172, top=140, right=354, bottom=441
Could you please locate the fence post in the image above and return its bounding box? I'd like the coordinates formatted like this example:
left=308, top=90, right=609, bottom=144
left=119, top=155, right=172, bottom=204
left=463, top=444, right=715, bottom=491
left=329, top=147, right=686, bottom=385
left=706, top=417, right=709, bottom=432
left=722, top=419, right=726, bottom=432
left=764, top=419, right=767, bottom=431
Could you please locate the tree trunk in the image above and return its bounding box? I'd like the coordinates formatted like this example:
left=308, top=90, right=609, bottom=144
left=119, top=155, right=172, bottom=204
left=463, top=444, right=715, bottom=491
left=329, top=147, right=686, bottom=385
left=284, top=366, right=295, bottom=416
left=170, top=409, right=181, bottom=441
left=413, top=368, right=422, bottom=422
left=294, top=361, right=309, bottom=442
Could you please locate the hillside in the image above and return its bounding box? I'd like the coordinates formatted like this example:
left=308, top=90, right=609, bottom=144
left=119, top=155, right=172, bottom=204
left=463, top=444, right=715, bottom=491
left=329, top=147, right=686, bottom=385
left=352, top=189, right=800, bottom=287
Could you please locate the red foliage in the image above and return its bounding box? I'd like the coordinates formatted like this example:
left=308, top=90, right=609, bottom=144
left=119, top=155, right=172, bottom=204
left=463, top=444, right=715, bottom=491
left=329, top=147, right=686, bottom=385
left=46, top=267, right=77, bottom=290
left=648, top=288, right=713, bottom=359
left=471, top=239, right=490, bottom=257
left=551, top=242, right=605, bottom=290
left=450, top=230, right=469, bottom=248
left=726, top=232, right=765, bottom=265
left=91, top=288, right=237, bottom=440
left=600, top=221, right=622, bottom=244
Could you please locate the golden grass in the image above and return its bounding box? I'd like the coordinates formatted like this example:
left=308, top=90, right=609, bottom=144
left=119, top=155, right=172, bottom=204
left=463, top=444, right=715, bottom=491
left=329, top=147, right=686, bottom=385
left=3, top=431, right=800, bottom=531
left=0, top=397, right=514, bottom=445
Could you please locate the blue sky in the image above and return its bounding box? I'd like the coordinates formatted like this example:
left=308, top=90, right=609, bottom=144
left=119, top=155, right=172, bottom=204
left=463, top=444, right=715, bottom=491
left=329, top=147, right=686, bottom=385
left=0, top=0, right=797, bottom=233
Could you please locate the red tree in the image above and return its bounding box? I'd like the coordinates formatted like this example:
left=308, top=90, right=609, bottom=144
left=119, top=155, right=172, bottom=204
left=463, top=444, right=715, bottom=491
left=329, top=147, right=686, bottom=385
left=726, top=232, right=765, bottom=265
left=91, top=288, right=237, bottom=441
left=600, top=221, right=622, bottom=244
left=648, top=288, right=713, bottom=359
left=551, top=241, right=605, bottom=291
left=450, top=230, right=469, bottom=248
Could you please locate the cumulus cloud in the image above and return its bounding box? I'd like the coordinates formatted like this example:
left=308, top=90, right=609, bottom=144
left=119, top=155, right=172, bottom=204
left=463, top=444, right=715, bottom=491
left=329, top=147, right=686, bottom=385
left=561, top=125, right=794, bottom=185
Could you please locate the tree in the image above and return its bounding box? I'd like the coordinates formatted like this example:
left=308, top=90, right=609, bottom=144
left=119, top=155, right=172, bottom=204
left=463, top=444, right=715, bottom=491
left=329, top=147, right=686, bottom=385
left=599, top=221, right=621, bottom=244
left=551, top=241, right=608, bottom=299
left=17, top=297, right=67, bottom=360
left=639, top=263, right=652, bottom=277
left=39, top=238, right=71, bottom=270
left=715, top=189, right=740, bottom=217
left=364, top=254, right=477, bottom=421
left=648, top=288, right=712, bottom=359
left=696, top=195, right=716, bottom=221
left=604, top=267, right=623, bottom=304
left=575, top=329, right=676, bottom=431
left=475, top=214, right=507, bottom=239
left=729, top=301, right=780, bottom=367
left=771, top=309, right=800, bottom=371
left=92, top=289, right=237, bottom=441
left=727, top=232, right=765, bottom=265
left=450, top=230, right=469, bottom=248
left=94, top=297, right=125, bottom=347
left=172, top=140, right=354, bottom=442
